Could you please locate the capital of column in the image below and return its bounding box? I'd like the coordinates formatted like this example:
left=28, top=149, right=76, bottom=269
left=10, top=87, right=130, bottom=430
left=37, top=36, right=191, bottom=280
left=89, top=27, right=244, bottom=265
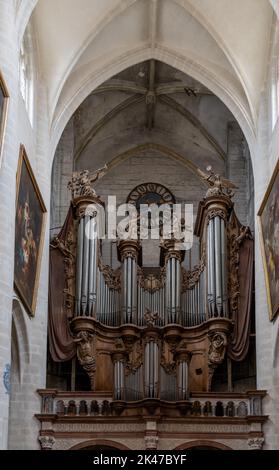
left=38, top=435, right=55, bottom=450
left=117, top=239, right=141, bottom=262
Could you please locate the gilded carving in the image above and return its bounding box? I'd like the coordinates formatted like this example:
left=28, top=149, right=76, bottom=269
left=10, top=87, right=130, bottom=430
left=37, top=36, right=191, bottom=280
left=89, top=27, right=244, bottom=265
left=68, top=165, right=108, bottom=199
left=227, top=213, right=253, bottom=316
left=182, top=259, right=205, bottom=291
left=144, top=308, right=160, bottom=327
left=207, top=208, right=227, bottom=221
left=74, top=331, right=96, bottom=390
left=125, top=340, right=143, bottom=375
left=197, top=167, right=237, bottom=198
left=160, top=341, right=176, bottom=375
left=137, top=267, right=166, bottom=292
left=52, top=226, right=76, bottom=317
left=99, top=260, right=121, bottom=291
left=208, top=332, right=228, bottom=391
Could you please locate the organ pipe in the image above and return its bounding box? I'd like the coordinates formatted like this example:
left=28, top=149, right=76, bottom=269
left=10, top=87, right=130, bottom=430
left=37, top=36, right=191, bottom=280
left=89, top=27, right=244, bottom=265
left=75, top=204, right=101, bottom=317
left=118, top=240, right=141, bottom=324
left=144, top=340, right=159, bottom=398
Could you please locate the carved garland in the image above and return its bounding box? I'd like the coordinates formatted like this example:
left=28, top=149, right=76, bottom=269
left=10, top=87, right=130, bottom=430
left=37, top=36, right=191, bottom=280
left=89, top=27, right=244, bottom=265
left=99, top=260, right=121, bottom=291
left=227, top=215, right=252, bottom=316
left=182, top=259, right=205, bottom=292
left=52, top=225, right=76, bottom=317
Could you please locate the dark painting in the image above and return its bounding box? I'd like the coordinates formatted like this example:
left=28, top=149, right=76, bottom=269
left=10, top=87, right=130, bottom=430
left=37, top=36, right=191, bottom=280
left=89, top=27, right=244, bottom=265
left=14, top=146, right=46, bottom=316
left=258, top=160, right=279, bottom=321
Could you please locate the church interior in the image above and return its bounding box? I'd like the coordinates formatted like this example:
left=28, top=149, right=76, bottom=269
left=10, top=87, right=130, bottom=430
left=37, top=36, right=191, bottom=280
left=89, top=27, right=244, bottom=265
left=0, top=0, right=279, bottom=451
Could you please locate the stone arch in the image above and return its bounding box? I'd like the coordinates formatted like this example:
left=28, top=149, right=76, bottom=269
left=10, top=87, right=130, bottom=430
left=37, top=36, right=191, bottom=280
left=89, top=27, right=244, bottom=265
left=8, top=299, right=31, bottom=448
left=174, top=440, right=232, bottom=450
left=69, top=439, right=131, bottom=451
left=11, top=298, right=30, bottom=381
left=49, top=48, right=256, bottom=167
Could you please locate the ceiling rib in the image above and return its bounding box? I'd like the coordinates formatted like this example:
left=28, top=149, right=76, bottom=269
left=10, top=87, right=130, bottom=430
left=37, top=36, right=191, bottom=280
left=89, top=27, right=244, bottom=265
left=74, top=94, right=144, bottom=162
left=159, top=95, right=226, bottom=161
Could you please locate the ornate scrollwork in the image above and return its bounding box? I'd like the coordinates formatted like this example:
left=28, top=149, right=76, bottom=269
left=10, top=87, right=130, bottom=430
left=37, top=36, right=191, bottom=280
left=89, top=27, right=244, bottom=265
left=207, top=208, right=227, bottom=221
left=68, top=164, right=108, bottom=200
left=182, top=259, right=205, bottom=291
left=144, top=308, right=160, bottom=327
left=208, top=332, right=227, bottom=365
left=207, top=331, right=228, bottom=391
left=74, top=331, right=96, bottom=390
left=99, top=260, right=121, bottom=291
left=52, top=227, right=76, bottom=317
left=125, top=340, right=143, bottom=376
left=227, top=212, right=253, bottom=316
left=137, top=267, right=166, bottom=292
left=160, top=342, right=177, bottom=375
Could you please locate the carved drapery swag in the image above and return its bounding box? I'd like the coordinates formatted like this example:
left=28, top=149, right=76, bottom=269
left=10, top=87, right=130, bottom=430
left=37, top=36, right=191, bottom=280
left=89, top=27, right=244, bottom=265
left=227, top=210, right=254, bottom=362
left=48, top=206, right=76, bottom=362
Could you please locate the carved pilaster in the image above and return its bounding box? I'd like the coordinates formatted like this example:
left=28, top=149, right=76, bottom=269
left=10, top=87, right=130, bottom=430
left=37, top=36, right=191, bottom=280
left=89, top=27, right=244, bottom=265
left=144, top=435, right=159, bottom=450
left=38, top=435, right=55, bottom=450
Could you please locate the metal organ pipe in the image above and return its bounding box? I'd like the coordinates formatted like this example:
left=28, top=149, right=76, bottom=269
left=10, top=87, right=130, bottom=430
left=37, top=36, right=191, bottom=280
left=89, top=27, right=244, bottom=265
left=119, top=241, right=140, bottom=324
left=144, top=340, right=159, bottom=398
left=177, top=359, right=189, bottom=400
left=75, top=210, right=100, bottom=317
left=114, top=360, right=125, bottom=400
left=75, top=217, right=84, bottom=316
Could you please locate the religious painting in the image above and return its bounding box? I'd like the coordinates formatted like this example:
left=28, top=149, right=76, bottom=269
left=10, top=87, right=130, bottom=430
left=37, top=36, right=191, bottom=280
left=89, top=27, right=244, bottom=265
left=258, top=159, right=279, bottom=321
left=0, top=70, right=9, bottom=168
left=14, top=145, right=47, bottom=316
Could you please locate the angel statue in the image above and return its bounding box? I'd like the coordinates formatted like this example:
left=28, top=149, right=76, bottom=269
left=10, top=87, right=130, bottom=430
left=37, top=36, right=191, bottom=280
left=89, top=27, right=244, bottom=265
left=197, top=165, right=237, bottom=198
left=68, top=163, right=108, bottom=199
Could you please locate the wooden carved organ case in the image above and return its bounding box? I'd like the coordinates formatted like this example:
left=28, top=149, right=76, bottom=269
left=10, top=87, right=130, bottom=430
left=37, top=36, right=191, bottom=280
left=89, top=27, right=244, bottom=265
left=48, top=170, right=254, bottom=402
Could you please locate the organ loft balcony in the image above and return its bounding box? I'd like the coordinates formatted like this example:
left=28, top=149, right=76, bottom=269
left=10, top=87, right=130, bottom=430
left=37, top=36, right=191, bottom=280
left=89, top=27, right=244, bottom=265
left=37, top=169, right=267, bottom=450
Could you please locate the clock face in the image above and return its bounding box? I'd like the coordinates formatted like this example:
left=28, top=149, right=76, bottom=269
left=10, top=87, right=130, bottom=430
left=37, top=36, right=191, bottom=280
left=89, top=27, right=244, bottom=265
left=127, top=182, right=175, bottom=212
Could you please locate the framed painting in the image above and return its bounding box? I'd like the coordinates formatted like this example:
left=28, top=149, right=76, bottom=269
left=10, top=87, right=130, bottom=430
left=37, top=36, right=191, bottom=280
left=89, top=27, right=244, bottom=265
left=14, top=145, right=47, bottom=316
left=258, top=159, right=279, bottom=321
left=0, top=70, right=9, bottom=168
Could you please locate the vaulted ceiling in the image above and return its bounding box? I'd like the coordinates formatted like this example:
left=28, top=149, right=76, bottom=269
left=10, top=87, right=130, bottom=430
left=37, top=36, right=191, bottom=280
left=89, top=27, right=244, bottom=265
left=31, top=0, right=274, bottom=149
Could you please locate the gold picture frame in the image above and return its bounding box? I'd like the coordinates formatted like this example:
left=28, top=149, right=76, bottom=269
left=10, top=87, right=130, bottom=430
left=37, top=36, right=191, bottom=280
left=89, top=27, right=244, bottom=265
left=0, top=70, right=9, bottom=168
left=258, top=158, right=279, bottom=321
left=14, top=145, right=47, bottom=316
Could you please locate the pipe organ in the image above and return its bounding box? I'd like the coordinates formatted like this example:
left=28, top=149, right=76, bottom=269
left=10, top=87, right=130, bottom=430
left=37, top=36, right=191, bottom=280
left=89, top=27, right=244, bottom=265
left=50, top=169, right=254, bottom=405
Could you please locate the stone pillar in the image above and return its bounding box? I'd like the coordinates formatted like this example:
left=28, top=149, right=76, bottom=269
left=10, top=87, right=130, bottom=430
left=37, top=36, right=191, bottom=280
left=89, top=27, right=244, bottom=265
left=0, top=0, right=19, bottom=450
